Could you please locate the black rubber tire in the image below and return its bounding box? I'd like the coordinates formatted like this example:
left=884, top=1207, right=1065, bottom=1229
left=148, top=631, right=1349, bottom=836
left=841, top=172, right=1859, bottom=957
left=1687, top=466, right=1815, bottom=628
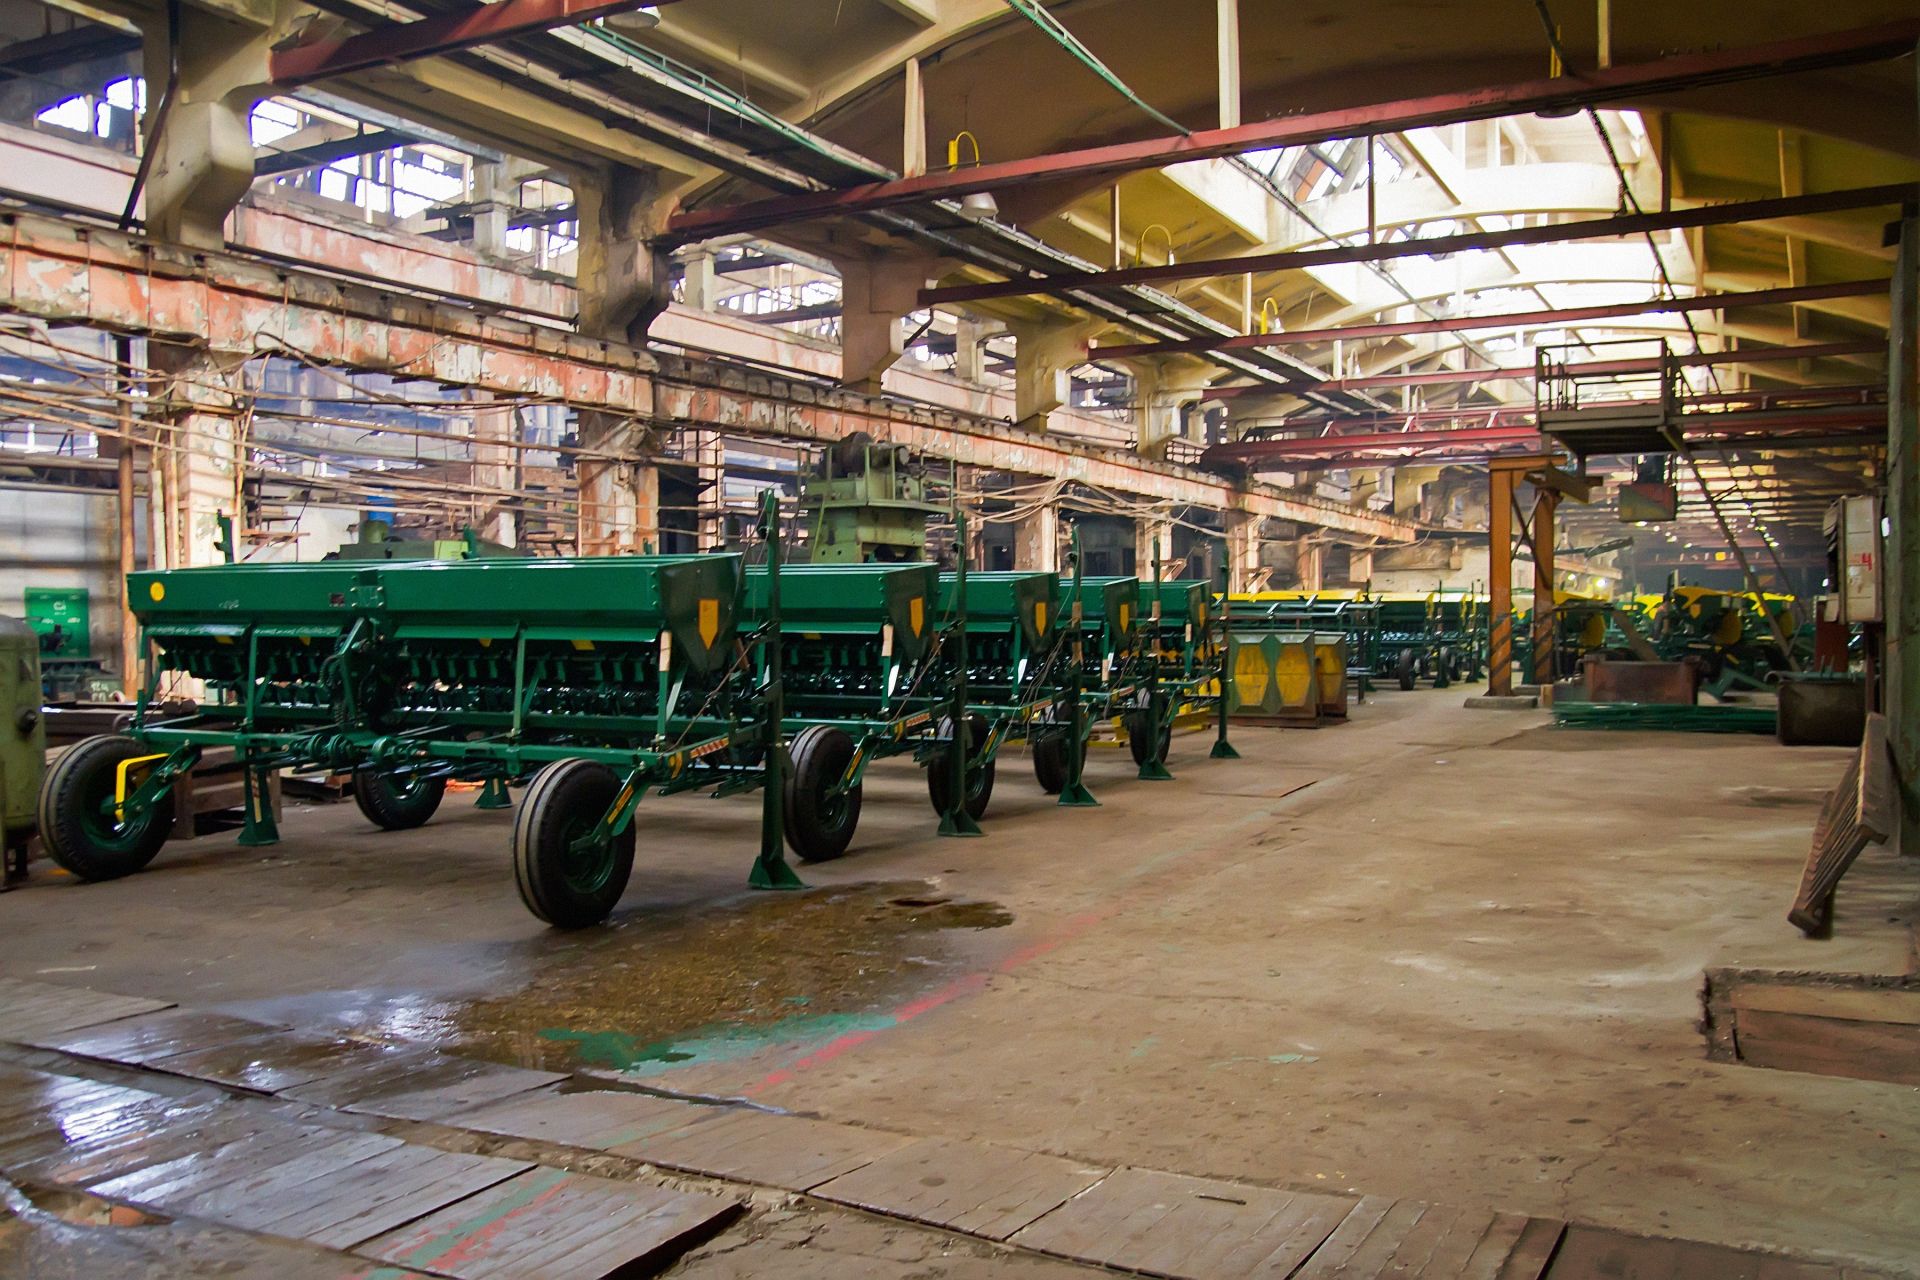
left=1396, top=649, right=1416, bottom=691
left=1125, top=710, right=1172, bottom=767
left=352, top=767, right=447, bottom=830
left=927, top=714, right=995, bottom=820
left=512, top=759, right=635, bottom=929
left=37, top=735, right=176, bottom=882
left=785, top=725, right=862, bottom=863
left=1031, top=730, right=1083, bottom=795
left=1434, top=647, right=1453, bottom=690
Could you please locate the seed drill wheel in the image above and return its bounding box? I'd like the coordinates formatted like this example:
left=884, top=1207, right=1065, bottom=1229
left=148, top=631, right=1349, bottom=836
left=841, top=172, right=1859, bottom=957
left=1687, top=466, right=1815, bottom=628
left=927, top=714, right=995, bottom=821
left=37, top=734, right=176, bottom=882
left=1396, top=649, right=1417, bottom=691
left=1433, top=647, right=1454, bottom=690
left=1124, top=709, right=1172, bottom=768
left=352, top=766, right=447, bottom=830
left=512, top=759, right=635, bottom=928
left=785, top=725, right=862, bottom=863
left=1031, top=728, right=1084, bottom=795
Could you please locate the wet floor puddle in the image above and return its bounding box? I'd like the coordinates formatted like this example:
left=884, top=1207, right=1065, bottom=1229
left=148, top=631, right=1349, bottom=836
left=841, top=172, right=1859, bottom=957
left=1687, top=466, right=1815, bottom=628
left=336, top=881, right=1010, bottom=1078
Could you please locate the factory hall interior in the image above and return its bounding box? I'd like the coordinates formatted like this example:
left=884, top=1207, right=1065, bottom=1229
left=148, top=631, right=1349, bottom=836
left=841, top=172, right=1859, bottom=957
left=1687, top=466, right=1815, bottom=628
left=3, top=1, right=1920, bottom=1277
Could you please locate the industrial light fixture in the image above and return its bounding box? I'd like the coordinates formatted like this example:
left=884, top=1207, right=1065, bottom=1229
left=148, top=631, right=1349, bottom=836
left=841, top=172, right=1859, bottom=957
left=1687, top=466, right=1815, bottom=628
left=947, top=131, right=998, bottom=222
left=600, top=4, right=661, bottom=37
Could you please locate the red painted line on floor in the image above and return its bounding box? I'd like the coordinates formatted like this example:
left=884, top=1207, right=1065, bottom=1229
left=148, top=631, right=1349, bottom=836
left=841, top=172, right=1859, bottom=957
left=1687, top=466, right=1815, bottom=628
left=745, top=906, right=1113, bottom=1095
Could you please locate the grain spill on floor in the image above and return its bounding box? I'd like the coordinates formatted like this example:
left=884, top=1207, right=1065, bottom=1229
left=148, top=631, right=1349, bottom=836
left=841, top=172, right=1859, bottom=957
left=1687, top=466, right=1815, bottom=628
left=328, top=880, right=1010, bottom=1076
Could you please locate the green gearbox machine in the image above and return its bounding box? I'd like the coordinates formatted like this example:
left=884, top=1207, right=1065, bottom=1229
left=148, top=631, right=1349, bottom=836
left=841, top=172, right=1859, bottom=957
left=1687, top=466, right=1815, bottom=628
left=36, top=493, right=797, bottom=928
left=1, top=617, right=45, bottom=885
left=799, top=433, right=949, bottom=564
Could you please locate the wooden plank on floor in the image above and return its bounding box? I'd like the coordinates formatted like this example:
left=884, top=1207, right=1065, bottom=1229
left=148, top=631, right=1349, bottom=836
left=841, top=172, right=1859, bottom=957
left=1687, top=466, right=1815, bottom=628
left=10, top=1101, right=271, bottom=1189
left=358, top=1166, right=743, bottom=1280
left=452, top=1087, right=702, bottom=1150
left=333, top=1056, right=572, bottom=1123
left=1010, top=1166, right=1355, bottom=1278
left=143, top=1031, right=405, bottom=1095
left=1294, top=1195, right=1564, bottom=1279
left=23, top=1008, right=289, bottom=1064
left=0, top=978, right=173, bottom=1042
left=811, top=1137, right=1111, bottom=1241
left=1545, top=1225, right=1887, bottom=1279
left=0, top=1069, right=180, bottom=1170
left=209, top=1144, right=532, bottom=1250
left=1732, top=1010, right=1920, bottom=1088
left=87, top=1122, right=400, bottom=1212
left=611, top=1105, right=914, bottom=1191
left=274, top=1044, right=456, bottom=1107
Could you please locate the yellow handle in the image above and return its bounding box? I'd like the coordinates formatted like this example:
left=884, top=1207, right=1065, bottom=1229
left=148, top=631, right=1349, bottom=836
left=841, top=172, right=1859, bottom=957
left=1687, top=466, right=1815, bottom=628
left=114, top=753, right=168, bottom=822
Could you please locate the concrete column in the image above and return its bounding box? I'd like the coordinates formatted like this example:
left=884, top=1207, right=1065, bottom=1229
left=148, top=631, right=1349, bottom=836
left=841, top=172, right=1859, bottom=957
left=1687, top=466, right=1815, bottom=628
left=954, top=318, right=988, bottom=384
left=1013, top=505, right=1060, bottom=572
left=1296, top=538, right=1325, bottom=592
left=1349, top=547, right=1374, bottom=585
left=1124, top=357, right=1210, bottom=461
left=470, top=162, right=511, bottom=257
left=148, top=342, right=245, bottom=568
left=1224, top=510, right=1263, bottom=593
left=1011, top=319, right=1097, bottom=432
left=681, top=252, right=717, bottom=311
left=573, top=164, right=671, bottom=554
left=574, top=415, right=659, bottom=556
left=573, top=164, right=675, bottom=344
left=1134, top=516, right=1172, bottom=580
left=140, top=6, right=273, bottom=249
left=1888, top=207, right=1918, bottom=853
left=834, top=252, right=933, bottom=391
left=469, top=395, right=517, bottom=547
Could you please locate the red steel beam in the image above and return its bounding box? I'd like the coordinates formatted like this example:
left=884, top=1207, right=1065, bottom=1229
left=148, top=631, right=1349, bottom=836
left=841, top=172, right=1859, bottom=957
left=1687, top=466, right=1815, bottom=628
left=1283, top=339, right=1884, bottom=394
left=663, top=20, right=1920, bottom=242
left=270, top=0, right=688, bottom=87
left=922, top=184, right=1917, bottom=306
left=1091, top=279, right=1890, bottom=360
left=1209, top=425, right=1543, bottom=460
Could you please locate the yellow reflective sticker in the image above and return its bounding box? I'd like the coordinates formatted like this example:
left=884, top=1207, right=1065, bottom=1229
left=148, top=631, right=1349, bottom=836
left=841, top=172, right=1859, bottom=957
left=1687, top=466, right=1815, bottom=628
left=1119, top=604, right=1131, bottom=632
left=148, top=581, right=165, bottom=602
left=909, top=596, right=925, bottom=637
left=698, top=597, right=720, bottom=648
left=572, top=639, right=595, bottom=652
left=477, top=637, right=492, bottom=649
left=1035, top=602, right=1048, bottom=634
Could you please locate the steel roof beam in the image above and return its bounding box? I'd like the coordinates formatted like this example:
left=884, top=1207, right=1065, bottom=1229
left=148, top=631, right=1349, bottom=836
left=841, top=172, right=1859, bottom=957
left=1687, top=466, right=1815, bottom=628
left=1091, top=280, right=1890, bottom=360
left=1269, top=340, right=1886, bottom=394
left=270, top=0, right=691, bottom=88
left=921, top=184, right=1918, bottom=307
left=663, top=20, right=1920, bottom=242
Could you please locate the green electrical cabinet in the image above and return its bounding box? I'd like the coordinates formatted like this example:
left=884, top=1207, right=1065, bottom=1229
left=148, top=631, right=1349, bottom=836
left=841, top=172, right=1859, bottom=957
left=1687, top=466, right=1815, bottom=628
left=0, top=617, right=45, bottom=880
left=25, top=587, right=89, bottom=658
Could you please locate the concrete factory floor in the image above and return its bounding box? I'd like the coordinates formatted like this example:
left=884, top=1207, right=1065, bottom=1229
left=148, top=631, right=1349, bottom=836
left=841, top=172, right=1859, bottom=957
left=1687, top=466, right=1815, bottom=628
left=2, top=690, right=1916, bottom=1276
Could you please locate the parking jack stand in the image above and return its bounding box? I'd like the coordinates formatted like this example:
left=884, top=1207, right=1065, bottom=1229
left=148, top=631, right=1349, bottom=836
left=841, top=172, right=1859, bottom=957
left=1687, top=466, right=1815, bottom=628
left=475, top=777, right=513, bottom=809
left=237, top=765, right=281, bottom=847
left=1058, top=687, right=1099, bottom=807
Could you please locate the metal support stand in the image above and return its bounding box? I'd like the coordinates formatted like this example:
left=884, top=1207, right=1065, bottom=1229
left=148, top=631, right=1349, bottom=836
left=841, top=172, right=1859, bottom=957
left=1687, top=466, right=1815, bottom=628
left=939, top=508, right=984, bottom=837
left=2, top=840, right=26, bottom=890
left=475, top=776, right=513, bottom=809
left=236, top=764, right=280, bottom=847
left=1210, top=576, right=1240, bottom=759
left=1137, top=539, right=1174, bottom=781
left=749, top=489, right=804, bottom=889
left=1058, top=536, right=1099, bottom=806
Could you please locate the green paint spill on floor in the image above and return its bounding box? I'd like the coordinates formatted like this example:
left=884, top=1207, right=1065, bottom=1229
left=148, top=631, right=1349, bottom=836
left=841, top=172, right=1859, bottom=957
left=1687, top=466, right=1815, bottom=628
left=544, top=1008, right=900, bottom=1077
